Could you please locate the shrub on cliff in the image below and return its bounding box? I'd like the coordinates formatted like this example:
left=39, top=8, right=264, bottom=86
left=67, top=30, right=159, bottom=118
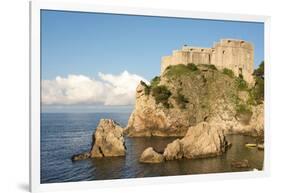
left=187, top=63, right=198, bottom=71
left=150, top=76, right=161, bottom=87
left=152, top=85, right=172, bottom=108
left=174, top=90, right=189, bottom=109
left=236, top=77, right=248, bottom=90
left=236, top=104, right=252, bottom=115
left=140, top=80, right=151, bottom=95
left=204, top=64, right=218, bottom=70
left=252, top=61, right=264, bottom=103
left=253, top=61, right=264, bottom=79
left=223, top=68, right=234, bottom=78
left=164, top=64, right=198, bottom=77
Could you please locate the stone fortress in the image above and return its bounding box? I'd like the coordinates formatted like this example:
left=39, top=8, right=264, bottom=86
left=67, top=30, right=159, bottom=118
left=161, top=39, right=254, bottom=84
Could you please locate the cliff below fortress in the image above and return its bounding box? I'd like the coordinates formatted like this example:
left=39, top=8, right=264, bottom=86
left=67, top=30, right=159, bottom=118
left=126, top=64, right=264, bottom=137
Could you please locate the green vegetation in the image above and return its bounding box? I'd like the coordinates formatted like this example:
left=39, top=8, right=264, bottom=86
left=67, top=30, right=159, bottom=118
left=150, top=76, right=161, bottom=87
left=164, top=63, right=198, bottom=77
left=142, top=76, right=161, bottom=96
left=140, top=81, right=151, bottom=95
left=252, top=76, right=264, bottom=103
left=236, top=77, right=248, bottom=90
left=203, top=64, right=217, bottom=70
left=187, top=63, right=198, bottom=71
left=253, top=61, right=264, bottom=79
left=236, top=104, right=252, bottom=116
left=174, top=90, right=189, bottom=109
left=252, top=61, right=264, bottom=104
left=223, top=68, right=234, bottom=78
left=152, top=85, right=172, bottom=108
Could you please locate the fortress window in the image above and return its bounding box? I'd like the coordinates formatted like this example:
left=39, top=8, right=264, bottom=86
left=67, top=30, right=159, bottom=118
left=222, top=50, right=226, bottom=54
left=190, top=49, right=193, bottom=52
left=201, top=49, right=204, bottom=52
left=227, top=40, right=231, bottom=43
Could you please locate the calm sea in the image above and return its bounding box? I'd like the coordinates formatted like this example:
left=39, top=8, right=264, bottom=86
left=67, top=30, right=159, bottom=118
left=41, top=112, right=264, bottom=184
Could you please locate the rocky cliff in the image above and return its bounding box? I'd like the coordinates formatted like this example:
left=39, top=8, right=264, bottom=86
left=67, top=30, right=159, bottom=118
left=126, top=64, right=264, bottom=137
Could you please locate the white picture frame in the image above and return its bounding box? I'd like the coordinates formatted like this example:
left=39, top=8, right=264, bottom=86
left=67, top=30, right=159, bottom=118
left=30, top=1, right=271, bottom=192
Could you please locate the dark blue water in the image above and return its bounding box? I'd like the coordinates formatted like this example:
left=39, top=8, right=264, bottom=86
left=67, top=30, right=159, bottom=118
left=41, top=113, right=264, bottom=184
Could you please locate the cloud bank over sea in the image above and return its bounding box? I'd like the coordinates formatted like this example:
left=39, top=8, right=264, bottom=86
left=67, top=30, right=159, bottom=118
left=42, top=71, right=148, bottom=106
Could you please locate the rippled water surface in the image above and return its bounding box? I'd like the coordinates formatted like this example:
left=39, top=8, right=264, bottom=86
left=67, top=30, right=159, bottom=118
left=41, top=113, right=264, bottom=183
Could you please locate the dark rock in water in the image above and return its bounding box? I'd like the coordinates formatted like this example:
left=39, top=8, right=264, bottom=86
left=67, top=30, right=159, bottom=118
left=71, top=152, right=90, bottom=161
left=226, top=142, right=232, bottom=149
left=231, top=160, right=250, bottom=168
left=139, top=147, right=164, bottom=163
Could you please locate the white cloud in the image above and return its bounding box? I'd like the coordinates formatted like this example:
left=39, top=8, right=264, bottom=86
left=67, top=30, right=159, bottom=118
left=42, top=71, right=148, bottom=106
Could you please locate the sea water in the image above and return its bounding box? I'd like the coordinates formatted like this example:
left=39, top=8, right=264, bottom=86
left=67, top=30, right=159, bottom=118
left=41, top=112, right=263, bottom=183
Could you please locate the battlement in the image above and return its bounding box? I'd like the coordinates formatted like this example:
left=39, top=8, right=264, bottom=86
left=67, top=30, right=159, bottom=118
left=161, top=38, right=254, bottom=84
left=215, top=39, right=254, bottom=50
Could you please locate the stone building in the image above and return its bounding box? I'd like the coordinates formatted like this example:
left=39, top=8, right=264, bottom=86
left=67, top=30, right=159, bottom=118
left=161, top=39, right=254, bottom=84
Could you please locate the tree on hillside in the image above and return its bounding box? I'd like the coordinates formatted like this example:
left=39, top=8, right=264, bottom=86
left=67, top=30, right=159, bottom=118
left=253, top=61, right=264, bottom=79
left=252, top=61, right=264, bottom=103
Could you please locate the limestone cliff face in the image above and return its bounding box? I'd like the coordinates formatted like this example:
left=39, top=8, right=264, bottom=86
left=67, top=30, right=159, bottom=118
left=126, top=64, right=263, bottom=137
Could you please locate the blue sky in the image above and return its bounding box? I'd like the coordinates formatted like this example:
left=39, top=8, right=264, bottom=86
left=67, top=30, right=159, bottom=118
left=41, top=10, right=264, bottom=81
left=41, top=10, right=264, bottom=112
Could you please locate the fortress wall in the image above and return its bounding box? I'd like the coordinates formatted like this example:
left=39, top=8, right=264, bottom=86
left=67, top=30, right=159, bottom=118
left=191, top=52, right=211, bottom=64
left=171, top=50, right=189, bottom=65
left=213, top=40, right=254, bottom=80
left=213, top=43, right=224, bottom=70
left=210, top=49, right=216, bottom=64
left=182, top=47, right=212, bottom=64
left=237, top=46, right=254, bottom=83
left=160, top=39, right=254, bottom=84
left=161, top=56, right=172, bottom=73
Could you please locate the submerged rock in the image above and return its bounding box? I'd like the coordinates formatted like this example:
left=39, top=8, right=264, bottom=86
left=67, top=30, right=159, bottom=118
left=231, top=160, right=250, bottom=168
left=90, top=119, right=126, bottom=157
left=71, top=152, right=90, bottom=161
left=139, top=147, right=164, bottom=163
left=163, top=122, right=228, bottom=160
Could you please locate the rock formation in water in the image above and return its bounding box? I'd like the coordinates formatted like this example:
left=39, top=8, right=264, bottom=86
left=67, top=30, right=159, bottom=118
left=163, top=122, right=229, bottom=160
left=90, top=119, right=126, bottom=157
left=139, top=147, right=164, bottom=163
left=72, top=119, right=126, bottom=160
left=126, top=64, right=264, bottom=137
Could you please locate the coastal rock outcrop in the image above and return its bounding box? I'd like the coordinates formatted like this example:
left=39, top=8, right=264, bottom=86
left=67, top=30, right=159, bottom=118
left=210, top=103, right=264, bottom=137
left=163, top=122, right=229, bottom=160
left=163, top=139, right=182, bottom=160
left=90, top=119, right=126, bottom=157
left=139, top=147, right=164, bottom=163
left=126, top=64, right=264, bottom=137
